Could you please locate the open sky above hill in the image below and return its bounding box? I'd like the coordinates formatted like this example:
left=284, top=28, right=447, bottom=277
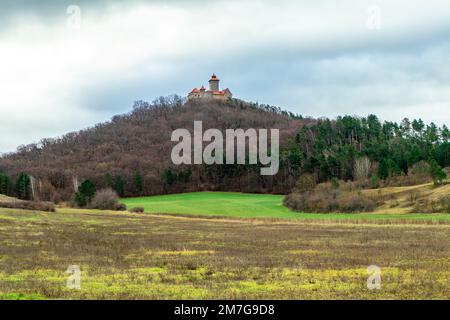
left=1, top=0, right=450, bottom=152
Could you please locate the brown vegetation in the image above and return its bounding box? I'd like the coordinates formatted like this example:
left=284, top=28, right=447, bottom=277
left=284, top=180, right=377, bottom=213
left=0, top=201, right=55, bottom=212
left=0, top=97, right=304, bottom=201
left=89, top=189, right=126, bottom=211
left=285, top=163, right=450, bottom=214
left=130, top=207, right=145, bottom=214
left=0, top=208, right=448, bottom=299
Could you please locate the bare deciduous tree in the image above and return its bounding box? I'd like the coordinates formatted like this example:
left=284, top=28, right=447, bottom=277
left=354, top=156, right=371, bottom=181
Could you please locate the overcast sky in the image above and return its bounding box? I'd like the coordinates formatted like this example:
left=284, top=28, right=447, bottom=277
left=1, top=0, right=450, bottom=152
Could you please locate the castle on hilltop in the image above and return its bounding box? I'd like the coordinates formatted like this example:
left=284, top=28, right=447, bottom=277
left=188, top=74, right=232, bottom=101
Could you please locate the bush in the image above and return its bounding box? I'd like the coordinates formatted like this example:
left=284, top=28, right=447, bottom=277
left=293, top=173, right=316, bottom=194
left=284, top=182, right=376, bottom=213
left=89, top=189, right=126, bottom=211
left=116, top=203, right=127, bottom=211
left=0, top=201, right=55, bottom=212
left=130, top=207, right=145, bottom=214
left=337, top=194, right=376, bottom=212
left=410, top=161, right=431, bottom=176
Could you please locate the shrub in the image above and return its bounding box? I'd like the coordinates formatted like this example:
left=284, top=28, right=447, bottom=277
left=410, top=161, right=431, bottom=176
left=337, top=194, right=376, bottom=212
left=0, top=201, right=55, bottom=212
left=130, top=207, right=145, bottom=214
left=89, top=189, right=126, bottom=211
left=293, top=173, right=316, bottom=194
left=116, top=203, right=127, bottom=211
left=284, top=181, right=376, bottom=213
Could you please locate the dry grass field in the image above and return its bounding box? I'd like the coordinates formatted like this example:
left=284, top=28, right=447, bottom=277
left=366, top=183, right=450, bottom=214
left=0, top=195, right=18, bottom=203
left=0, top=207, right=449, bottom=300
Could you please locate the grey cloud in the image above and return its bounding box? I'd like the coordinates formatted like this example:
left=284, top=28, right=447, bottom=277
left=1, top=0, right=450, bottom=153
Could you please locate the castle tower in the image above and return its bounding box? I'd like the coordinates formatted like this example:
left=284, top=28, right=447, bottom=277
left=209, top=74, right=220, bottom=92
left=188, top=74, right=232, bottom=101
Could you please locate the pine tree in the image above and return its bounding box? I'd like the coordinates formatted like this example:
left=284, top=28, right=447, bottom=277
left=15, top=172, right=31, bottom=200
left=133, top=171, right=143, bottom=195
left=429, top=160, right=446, bottom=185
left=74, top=180, right=96, bottom=207
left=103, top=173, right=113, bottom=188
left=163, top=169, right=176, bottom=186
left=115, top=176, right=125, bottom=197
left=0, top=172, right=13, bottom=196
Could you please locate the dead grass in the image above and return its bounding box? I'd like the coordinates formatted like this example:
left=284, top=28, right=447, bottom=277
left=364, top=183, right=450, bottom=213
left=0, top=207, right=449, bottom=300
left=0, top=195, right=19, bottom=203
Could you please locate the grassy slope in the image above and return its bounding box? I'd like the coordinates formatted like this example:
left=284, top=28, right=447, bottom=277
left=121, top=191, right=450, bottom=221
left=365, top=183, right=450, bottom=214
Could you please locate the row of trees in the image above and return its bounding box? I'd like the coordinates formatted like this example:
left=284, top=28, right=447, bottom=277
left=101, top=172, right=143, bottom=197
left=0, top=171, right=32, bottom=200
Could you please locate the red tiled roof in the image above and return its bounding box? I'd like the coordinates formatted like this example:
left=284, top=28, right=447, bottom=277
left=190, top=81, right=230, bottom=96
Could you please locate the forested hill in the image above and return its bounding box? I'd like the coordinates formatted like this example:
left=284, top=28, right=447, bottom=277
left=0, top=96, right=448, bottom=202
left=0, top=97, right=304, bottom=200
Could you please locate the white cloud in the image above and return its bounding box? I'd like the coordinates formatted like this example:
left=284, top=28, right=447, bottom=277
left=1, top=0, right=450, bottom=152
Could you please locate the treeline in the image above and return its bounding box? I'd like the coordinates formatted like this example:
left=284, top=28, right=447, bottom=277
left=283, top=115, right=449, bottom=183
left=0, top=171, right=33, bottom=200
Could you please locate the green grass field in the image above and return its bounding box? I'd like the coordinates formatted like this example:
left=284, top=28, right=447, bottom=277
left=121, top=192, right=450, bottom=222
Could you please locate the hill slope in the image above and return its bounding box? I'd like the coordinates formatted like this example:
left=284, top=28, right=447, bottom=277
left=0, top=97, right=305, bottom=200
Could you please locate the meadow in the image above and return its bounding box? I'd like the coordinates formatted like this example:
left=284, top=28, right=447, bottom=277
left=121, top=192, right=450, bottom=222
left=1, top=192, right=449, bottom=299
left=0, top=206, right=449, bottom=299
